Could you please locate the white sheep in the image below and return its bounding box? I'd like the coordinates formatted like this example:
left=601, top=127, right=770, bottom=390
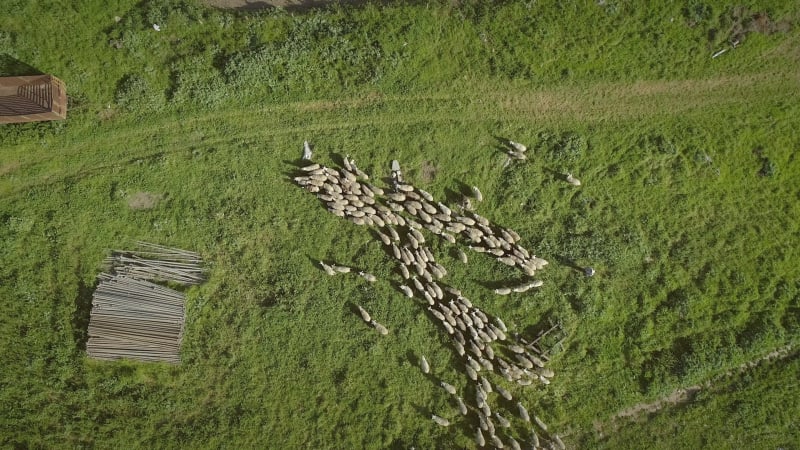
left=509, top=140, right=527, bottom=153
left=420, top=355, right=430, bottom=374
left=565, top=172, right=581, bottom=186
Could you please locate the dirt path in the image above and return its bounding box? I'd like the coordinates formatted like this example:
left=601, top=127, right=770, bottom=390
left=203, top=0, right=374, bottom=11
left=597, top=344, right=796, bottom=435
left=2, top=70, right=798, bottom=199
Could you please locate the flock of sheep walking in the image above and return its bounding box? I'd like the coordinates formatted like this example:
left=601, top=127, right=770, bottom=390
left=292, top=141, right=565, bottom=449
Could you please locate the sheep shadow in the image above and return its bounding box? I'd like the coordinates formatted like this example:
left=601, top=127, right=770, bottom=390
left=553, top=254, right=584, bottom=273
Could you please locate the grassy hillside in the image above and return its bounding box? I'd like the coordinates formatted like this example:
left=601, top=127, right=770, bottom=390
left=1, top=0, right=799, bottom=448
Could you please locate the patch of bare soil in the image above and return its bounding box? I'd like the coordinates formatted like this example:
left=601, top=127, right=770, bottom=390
left=728, top=6, right=793, bottom=46
left=0, top=160, right=21, bottom=177
left=419, top=160, right=438, bottom=183
left=127, top=191, right=161, bottom=210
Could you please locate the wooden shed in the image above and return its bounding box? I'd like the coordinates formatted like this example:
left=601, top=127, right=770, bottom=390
left=0, top=75, right=67, bottom=124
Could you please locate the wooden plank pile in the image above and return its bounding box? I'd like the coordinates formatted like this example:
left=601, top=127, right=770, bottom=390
left=86, top=242, right=204, bottom=364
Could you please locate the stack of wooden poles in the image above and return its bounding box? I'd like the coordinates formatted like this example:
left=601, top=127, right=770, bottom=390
left=86, top=242, right=204, bottom=364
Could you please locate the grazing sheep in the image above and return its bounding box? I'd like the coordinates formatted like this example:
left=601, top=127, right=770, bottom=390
left=516, top=377, right=532, bottom=386
left=356, top=305, right=371, bottom=323
left=533, top=415, right=548, bottom=431
left=508, top=150, right=527, bottom=160
left=453, top=329, right=466, bottom=346
left=507, top=436, right=521, bottom=450
left=480, top=376, right=493, bottom=394
left=332, top=264, right=351, bottom=273
left=456, top=396, right=468, bottom=415
left=489, top=325, right=507, bottom=341
left=375, top=230, right=391, bottom=245
left=489, top=317, right=505, bottom=333
left=480, top=401, right=492, bottom=418
left=465, top=365, right=478, bottom=381
left=494, top=287, right=512, bottom=295
left=490, top=433, right=505, bottom=449
left=429, top=264, right=445, bottom=279
left=471, top=186, right=484, bottom=202
left=399, top=284, right=414, bottom=298
left=301, top=163, right=320, bottom=172
left=529, top=429, right=540, bottom=447
left=440, top=381, right=457, bottom=395
left=442, top=321, right=455, bottom=334
left=496, top=385, right=513, bottom=401
left=431, top=414, right=450, bottom=427
left=359, top=271, right=377, bottom=282
left=446, top=222, right=466, bottom=234
left=466, top=356, right=481, bottom=372
left=398, top=264, right=410, bottom=279
left=509, top=140, right=527, bottom=153
left=485, top=414, right=496, bottom=435
left=483, top=327, right=497, bottom=341
left=453, top=340, right=465, bottom=356
left=420, top=355, right=430, bottom=374
left=475, top=428, right=486, bottom=447
left=536, top=367, right=555, bottom=378
left=441, top=232, right=456, bottom=244
left=494, top=412, right=511, bottom=428
left=431, top=283, right=444, bottom=299
left=422, top=290, right=435, bottom=305
left=499, top=256, right=517, bottom=267
left=428, top=307, right=445, bottom=322
left=371, top=320, right=389, bottom=335
left=508, top=344, right=525, bottom=354
left=390, top=243, right=403, bottom=261
left=412, top=188, right=431, bottom=202
left=553, top=434, right=566, bottom=450
left=478, top=412, right=489, bottom=431
left=418, top=210, right=432, bottom=223
left=371, top=215, right=385, bottom=227
left=469, top=313, right=484, bottom=329
left=565, top=172, right=581, bottom=186
left=320, top=261, right=337, bottom=276
left=516, top=354, right=534, bottom=369
left=421, top=201, right=438, bottom=215
left=517, top=402, right=530, bottom=422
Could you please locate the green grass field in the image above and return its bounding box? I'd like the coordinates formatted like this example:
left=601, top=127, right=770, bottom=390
left=1, top=0, right=799, bottom=448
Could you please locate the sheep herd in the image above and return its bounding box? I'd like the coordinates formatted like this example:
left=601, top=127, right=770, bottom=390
left=292, top=143, right=565, bottom=449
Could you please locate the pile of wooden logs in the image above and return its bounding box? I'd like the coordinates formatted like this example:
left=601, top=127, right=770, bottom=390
left=86, top=242, right=204, bottom=364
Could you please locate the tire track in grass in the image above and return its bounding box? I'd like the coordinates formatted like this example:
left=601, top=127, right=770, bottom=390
left=5, top=70, right=796, bottom=170
left=2, top=71, right=797, bottom=198
left=595, top=344, right=797, bottom=436
left=7, top=70, right=797, bottom=168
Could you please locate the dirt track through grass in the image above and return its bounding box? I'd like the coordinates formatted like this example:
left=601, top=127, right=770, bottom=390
left=2, top=70, right=797, bottom=199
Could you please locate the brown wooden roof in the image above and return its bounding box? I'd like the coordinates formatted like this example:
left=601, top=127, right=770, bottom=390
left=0, top=75, right=67, bottom=124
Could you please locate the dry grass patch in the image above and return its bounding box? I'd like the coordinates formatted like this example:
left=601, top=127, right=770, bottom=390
left=126, top=191, right=161, bottom=210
